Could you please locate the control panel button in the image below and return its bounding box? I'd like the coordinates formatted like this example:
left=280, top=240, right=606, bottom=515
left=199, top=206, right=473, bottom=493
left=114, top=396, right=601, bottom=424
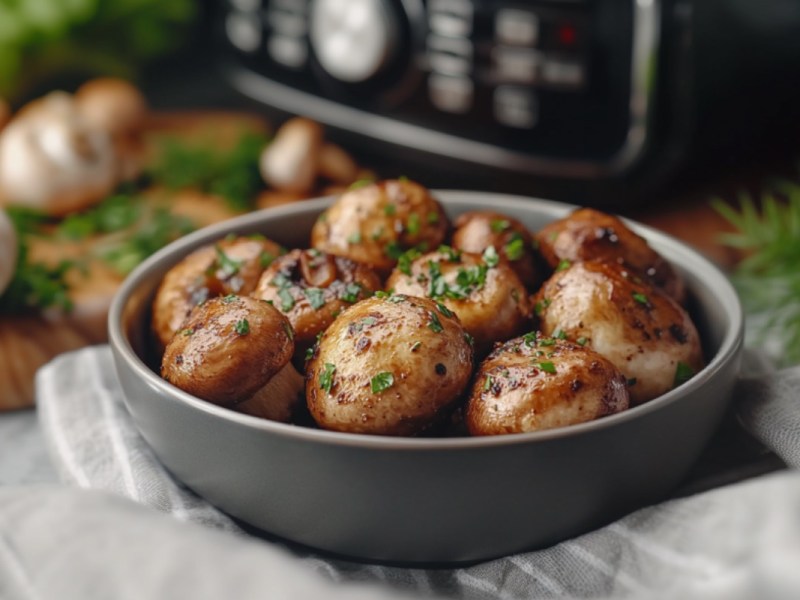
left=494, top=87, right=538, bottom=128
left=427, top=35, right=473, bottom=76
left=230, top=0, right=262, bottom=12
left=428, top=0, right=473, bottom=38
left=226, top=12, right=262, bottom=53
left=428, top=74, right=473, bottom=114
left=309, top=0, right=398, bottom=83
left=541, top=56, right=586, bottom=89
left=495, top=9, right=540, bottom=46
left=491, top=47, right=541, bottom=85
left=268, top=34, right=308, bottom=69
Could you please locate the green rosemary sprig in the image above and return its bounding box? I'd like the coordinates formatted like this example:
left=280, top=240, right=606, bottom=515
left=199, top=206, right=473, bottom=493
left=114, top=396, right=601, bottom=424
left=713, top=180, right=800, bottom=365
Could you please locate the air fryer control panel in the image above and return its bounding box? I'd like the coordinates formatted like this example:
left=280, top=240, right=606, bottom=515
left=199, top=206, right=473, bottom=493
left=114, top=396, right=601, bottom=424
left=222, top=0, right=659, bottom=179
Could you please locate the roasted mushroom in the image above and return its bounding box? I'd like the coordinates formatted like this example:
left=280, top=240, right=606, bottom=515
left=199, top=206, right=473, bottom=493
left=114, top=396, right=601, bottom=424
left=534, top=260, right=704, bottom=405
left=305, top=294, right=474, bottom=436
left=310, top=179, right=449, bottom=275
left=0, top=208, right=17, bottom=296
left=451, top=211, right=539, bottom=289
left=252, top=248, right=382, bottom=349
left=386, top=246, right=530, bottom=356
left=259, top=117, right=323, bottom=194
left=161, top=295, right=303, bottom=422
left=536, top=208, right=685, bottom=303
left=466, top=332, right=629, bottom=435
left=152, top=235, right=283, bottom=349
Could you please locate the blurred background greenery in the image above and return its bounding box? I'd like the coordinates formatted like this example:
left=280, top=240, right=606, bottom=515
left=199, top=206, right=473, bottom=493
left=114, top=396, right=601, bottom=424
left=0, top=0, right=199, bottom=103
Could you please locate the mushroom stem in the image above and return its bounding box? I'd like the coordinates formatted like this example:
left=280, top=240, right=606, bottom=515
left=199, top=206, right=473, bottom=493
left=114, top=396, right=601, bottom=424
left=235, top=362, right=305, bottom=423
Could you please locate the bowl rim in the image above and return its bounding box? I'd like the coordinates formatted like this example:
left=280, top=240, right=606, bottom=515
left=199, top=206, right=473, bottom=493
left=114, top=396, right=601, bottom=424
left=108, top=190, right=744, bottom=450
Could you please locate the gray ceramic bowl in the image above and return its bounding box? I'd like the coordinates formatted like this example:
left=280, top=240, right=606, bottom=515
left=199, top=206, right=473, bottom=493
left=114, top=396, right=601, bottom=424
left=109, top=191, right=743, bottom=565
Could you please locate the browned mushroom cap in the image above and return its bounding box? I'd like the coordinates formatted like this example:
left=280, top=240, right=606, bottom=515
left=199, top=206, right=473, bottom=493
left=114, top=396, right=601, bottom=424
left=533, top=260, right=704, bottom=405
left=466, top=332, right=629, bottom=435
left=452, top=211, right=539, bottom=289
left=310, top=178, right=449, bottom=275
left=161, top=295, right=295, bottom=408
left=305, top=294, right=474, bottom=436
left=152, top=235, right=284, bottom=350
left=535, top=207, right=685, bottom=304
left=252, top=248, right=382, bottom=347
left=386, top=246, right=531, bottom=357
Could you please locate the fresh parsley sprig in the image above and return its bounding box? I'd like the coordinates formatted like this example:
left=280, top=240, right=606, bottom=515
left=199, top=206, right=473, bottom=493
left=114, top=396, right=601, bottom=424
left=713, top=181, right=800, bottom=365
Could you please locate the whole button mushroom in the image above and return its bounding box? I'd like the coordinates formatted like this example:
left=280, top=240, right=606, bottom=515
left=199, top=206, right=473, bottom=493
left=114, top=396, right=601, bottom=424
left=386, top=246, right=530, bottom=357
left=452, top=211, right=539, bottom=289
left=259, top=118, right=323, bottom=194
left=306, top=294, right=474, bottom=436
left=0, top=92, right=117, bottom=216
left=536, top=208, right=686, bottom=304
left=466, top=332, right=630, bottom=435
left=311, top=178, right=449, bottom=275
left=74, top=78, right=148, bottom=181
left=253, top=248, right=382, bottom=350
left=152, top=235, right=284, bottom=350
left=161, top=295, right=303, bottom=422
left=534, top=260, right=704, bottom=405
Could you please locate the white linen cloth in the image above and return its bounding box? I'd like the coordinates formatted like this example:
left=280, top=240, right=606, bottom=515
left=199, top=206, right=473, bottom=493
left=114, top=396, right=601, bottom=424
left=14, top=344, right=800, bottom=600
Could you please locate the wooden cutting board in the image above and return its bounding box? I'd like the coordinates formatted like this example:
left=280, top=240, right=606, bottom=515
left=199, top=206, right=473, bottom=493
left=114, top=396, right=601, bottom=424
left=0, top=110, right=319, bottom=411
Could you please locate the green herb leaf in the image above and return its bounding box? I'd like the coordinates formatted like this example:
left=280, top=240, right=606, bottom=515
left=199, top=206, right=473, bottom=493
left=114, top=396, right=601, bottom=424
left=632, top=292, right=649, bottom=306
left=428, top=311, right=444, bottom=333
left=234, top=318, right=250, bottom=335
left=490, top=219, right=510, bottom=233
left=384, top=204, right=396, bottom=216
left=482, top=245, right=499, bottom=268
left=504, top=233, right=525, bottom=261
left=436, top=302, right=454, bottom=318
left=347, top=231, right=362, bottom=244
left=537, top=361, right=557, bottom=374
left=406, top=213, right=420, bottom=235
left=370, top=372, right=395, bottom=394
left=278, top=288, right=295, bottom=311
left=304, top=287, right=326, bottom=310
left=341, top=282, right=364, bottom=303
left=320, top=363, right=336, bottom=393
left=674, top=362, right=694, bottom=387
left=556, top=259, right=571, bottom=272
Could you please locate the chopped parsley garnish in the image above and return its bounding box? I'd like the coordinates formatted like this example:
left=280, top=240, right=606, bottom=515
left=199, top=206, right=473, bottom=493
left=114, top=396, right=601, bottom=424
left=398, top=247, right=422, bottom=276
left=57, top=193, right=141, bottom=240
left=320, top=363, right=336, bottom=393
left=482, top=245, right=499, bottom=268
left=504, top=233, right=525, bottom=261
left=222, top=294, right=237, bottom=303
left=554, top=329, right=567, bottom=340
left=181, top=328, right=194, bottom=336
left=259, top=251, right=276, bottom=268
left=213, top=245, right=242, bottom=277
left=523, top=332, right=538, bottom=346
left=347, top=231, right=362, bottom=244
left=406, top=213, right=420, bottom=235
left=234, top=318, right=250, bottom=335
left=632, top=292, right=650, bottom=305
left=428, top=311, right=444, bottom=333
left=371, top=227, right=385, bottom=241
left=490, top=219, right=510, bottom=233
left=483, top=375, right=493, bottom=391
left=436, top=302, right=454, bottom=318
left=341, top=282, right=364, bottom=303
left=411, top=341, right=422, bottom=352
left=349, top=179, right=374, bottom=190
left=278, top=288, right=295, bottom=311
left=674, top=362, right=695, bottom=387
left=464, top=332, right=474, bottom=346
left=370, top=372, right=395, bottom=394
left=427, top=211, right=440, bottom=225
left=534, top=298, right=551, bottom=316
left=537, top=361, right=557, bottom=374
left=577, top=336, right=588, bottom=346
left=438, top=245, right=462, bottom=262
left=384, top=204, right=396, bottom=216
left=385, top=240, right=404, bottom=260
left=304, top=287, right=326, bottom=310
left=556, top=259, right=571, bottom=272
left=282, top=321, right=294, bottom=340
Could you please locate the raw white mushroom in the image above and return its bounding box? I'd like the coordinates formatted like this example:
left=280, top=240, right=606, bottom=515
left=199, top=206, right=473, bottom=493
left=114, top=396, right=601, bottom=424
left=74, top=78, right=147, bottom=136
left=259, top=117, right=322, bottom=193
left=0, top=92, right=117, bottom=216
left=0, top=208, right=17, bottom=296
